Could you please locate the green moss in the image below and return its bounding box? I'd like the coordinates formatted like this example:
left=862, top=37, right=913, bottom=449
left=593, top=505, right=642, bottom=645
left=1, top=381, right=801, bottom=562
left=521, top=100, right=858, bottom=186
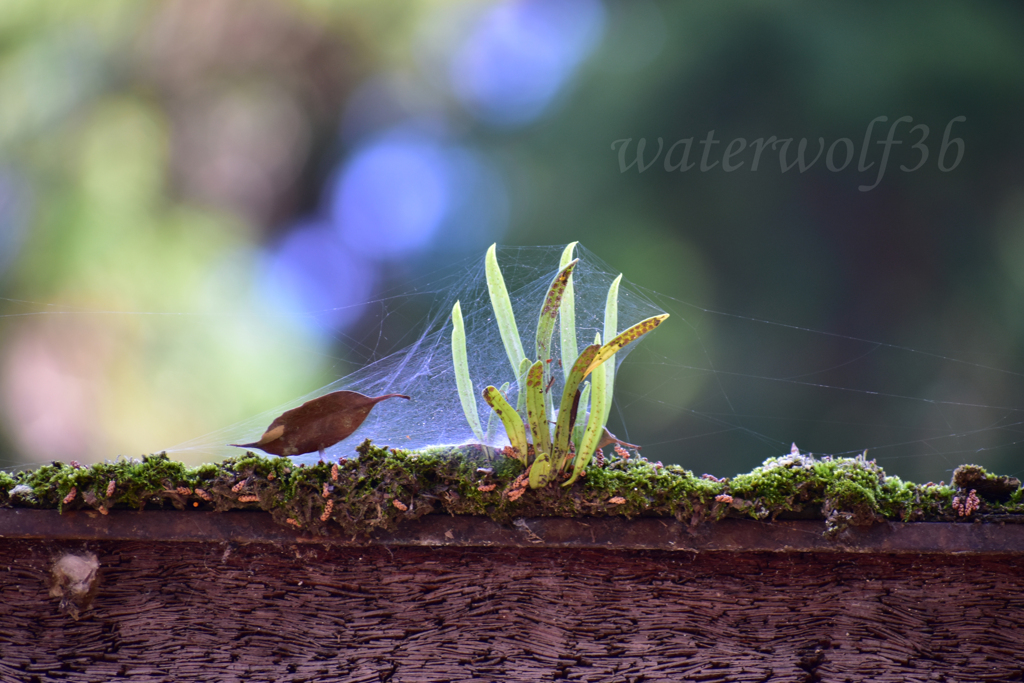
left=724, top=452, right=992, bottom=533
left=2, top=443, right=1021, bottom=535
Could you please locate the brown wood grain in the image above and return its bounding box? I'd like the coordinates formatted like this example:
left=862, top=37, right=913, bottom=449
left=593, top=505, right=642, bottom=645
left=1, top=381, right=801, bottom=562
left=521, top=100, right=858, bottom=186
left=1, top=538, right=1022, bottom=682
left=4, top=510, right=1024, bottom=554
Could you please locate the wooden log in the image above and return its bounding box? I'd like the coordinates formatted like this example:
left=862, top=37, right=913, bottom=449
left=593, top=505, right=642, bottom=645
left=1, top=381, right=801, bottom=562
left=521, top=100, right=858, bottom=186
left=1, top=517, right=1024, bottom=681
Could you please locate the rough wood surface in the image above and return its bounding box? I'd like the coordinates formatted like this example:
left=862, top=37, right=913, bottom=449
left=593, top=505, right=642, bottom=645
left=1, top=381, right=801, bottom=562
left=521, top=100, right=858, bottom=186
left=4, top=510, right=1024, bottom=554
left=1, top=538, right=1022, bottom=682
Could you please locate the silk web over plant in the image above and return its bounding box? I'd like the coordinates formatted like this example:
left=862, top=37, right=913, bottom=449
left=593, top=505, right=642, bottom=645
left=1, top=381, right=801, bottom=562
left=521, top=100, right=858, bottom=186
left=169, top=244, right=667, bottom=464
left=5, top=239, right=1024, bottom=484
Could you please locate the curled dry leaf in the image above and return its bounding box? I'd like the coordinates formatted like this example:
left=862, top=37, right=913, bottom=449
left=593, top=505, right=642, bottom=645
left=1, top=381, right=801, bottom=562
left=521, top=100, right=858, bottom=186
left=231, top=391, right=410, bottom=458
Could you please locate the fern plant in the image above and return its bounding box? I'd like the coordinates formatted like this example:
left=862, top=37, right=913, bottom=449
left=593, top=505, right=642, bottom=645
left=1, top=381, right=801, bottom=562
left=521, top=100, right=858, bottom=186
left=451, top=243, right=667, bottom=488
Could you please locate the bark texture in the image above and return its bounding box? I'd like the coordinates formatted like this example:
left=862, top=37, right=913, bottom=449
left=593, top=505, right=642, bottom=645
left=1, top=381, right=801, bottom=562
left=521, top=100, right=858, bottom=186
left=1, top=537, right=1022, bottom=682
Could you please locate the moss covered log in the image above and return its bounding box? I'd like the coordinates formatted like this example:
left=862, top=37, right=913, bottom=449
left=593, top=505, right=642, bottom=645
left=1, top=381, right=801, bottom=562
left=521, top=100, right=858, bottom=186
left=1, top=441, right=1021, bottom=537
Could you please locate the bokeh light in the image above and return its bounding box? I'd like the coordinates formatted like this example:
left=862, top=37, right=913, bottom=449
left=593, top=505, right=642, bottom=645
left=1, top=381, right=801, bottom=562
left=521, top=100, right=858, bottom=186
left=449, top=0, right=605, bottom=127
left=261, top=221, right=377, bottom=333
left=333, top=133, right=452, bottom=258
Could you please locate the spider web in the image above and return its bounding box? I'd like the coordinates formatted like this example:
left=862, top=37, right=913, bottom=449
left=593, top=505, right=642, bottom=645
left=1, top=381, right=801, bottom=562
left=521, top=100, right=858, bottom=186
left=167, top=244, right=667, bottom=464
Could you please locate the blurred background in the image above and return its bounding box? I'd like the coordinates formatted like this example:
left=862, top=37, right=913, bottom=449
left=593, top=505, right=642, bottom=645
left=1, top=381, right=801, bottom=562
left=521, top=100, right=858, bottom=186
left=1, top=0, right=1023, bottom=482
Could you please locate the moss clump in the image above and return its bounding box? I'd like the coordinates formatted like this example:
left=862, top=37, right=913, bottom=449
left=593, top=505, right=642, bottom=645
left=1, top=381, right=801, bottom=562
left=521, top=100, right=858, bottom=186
left=725, top=451, right=1012, bottom=534
left=2, top=443, right=1022, bottom=535
left=728, top=453, right=918, bottom=532
left=951, top=464, right=1021, bottom=502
